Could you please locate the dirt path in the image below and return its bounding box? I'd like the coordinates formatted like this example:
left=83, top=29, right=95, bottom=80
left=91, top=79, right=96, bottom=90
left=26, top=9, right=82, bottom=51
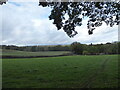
left=82, top=57, right=110, bottom=88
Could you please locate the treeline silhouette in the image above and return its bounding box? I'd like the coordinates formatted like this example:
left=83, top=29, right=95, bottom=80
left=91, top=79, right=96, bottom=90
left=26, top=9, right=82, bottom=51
left=1, top=41, right=120, bottom=55
left=1, top=45, right=70, bottom=52
left=71, top=42, right=119, bottom=55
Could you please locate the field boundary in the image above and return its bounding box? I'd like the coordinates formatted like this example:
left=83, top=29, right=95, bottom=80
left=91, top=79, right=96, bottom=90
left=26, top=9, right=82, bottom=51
left=1, top=54, right=73, bottom=59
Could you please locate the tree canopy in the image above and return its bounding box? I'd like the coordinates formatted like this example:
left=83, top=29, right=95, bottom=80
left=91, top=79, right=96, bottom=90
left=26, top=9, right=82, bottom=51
left=39, top=0, right=120, bottom=37
left=71, top=42, right=83, bottom=54
left=0, top=0, right=7, bottom=5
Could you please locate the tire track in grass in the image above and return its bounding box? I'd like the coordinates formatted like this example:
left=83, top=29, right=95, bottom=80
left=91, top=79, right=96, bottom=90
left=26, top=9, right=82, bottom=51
left=81, top=57, right=110, bottom=88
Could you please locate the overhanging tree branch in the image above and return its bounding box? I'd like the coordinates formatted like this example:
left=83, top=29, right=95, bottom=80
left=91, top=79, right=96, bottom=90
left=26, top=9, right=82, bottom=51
left=39, top=0, right=120, bottom=37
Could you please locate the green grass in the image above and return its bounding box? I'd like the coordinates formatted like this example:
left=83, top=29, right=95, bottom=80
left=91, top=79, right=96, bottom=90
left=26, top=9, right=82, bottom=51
left=2, top=55, right=118, bottom=88
left=1, top=49, right=71, bottom=57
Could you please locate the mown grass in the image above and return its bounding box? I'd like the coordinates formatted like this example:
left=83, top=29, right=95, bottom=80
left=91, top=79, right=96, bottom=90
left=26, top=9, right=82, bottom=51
left=2, top=55, right=118, bottom=88
left=1, top=49, right=71, bottom=57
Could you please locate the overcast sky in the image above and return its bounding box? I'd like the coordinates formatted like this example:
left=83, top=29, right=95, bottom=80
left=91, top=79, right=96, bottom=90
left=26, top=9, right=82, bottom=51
left=0, top=1, right=118, bottom=46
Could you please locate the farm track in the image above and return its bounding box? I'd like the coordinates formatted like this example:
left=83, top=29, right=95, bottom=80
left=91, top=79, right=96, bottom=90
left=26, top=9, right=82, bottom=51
left=81, top=57, right=110, bottom=88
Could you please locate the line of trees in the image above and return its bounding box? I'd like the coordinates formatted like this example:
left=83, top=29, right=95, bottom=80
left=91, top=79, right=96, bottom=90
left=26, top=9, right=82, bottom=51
left=71, top=42, right=119, bottom=55
left=0, top=45, right=70, bottom=52
left=0, top=41, right=120, bottom=55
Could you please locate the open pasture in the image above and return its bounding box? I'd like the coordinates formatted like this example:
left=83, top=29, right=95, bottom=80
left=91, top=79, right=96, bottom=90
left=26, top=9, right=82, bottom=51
left=2, top=55, right=118, bottom=88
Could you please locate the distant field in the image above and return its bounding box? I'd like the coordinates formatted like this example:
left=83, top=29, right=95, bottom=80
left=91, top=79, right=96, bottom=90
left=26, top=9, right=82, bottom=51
left=2, top=55, right=118, bottom=88
left=1, top=49, right=71, bottom=57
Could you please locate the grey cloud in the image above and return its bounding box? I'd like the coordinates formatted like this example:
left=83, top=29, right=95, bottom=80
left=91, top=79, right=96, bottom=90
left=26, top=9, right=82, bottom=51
left=1, top=2, right=118, bottom=46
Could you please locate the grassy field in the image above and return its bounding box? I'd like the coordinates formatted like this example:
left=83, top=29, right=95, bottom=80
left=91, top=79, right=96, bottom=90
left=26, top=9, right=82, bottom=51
left=1, top=49, right=71, bottom=57
left=2, top=55, right=118, bottom=88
